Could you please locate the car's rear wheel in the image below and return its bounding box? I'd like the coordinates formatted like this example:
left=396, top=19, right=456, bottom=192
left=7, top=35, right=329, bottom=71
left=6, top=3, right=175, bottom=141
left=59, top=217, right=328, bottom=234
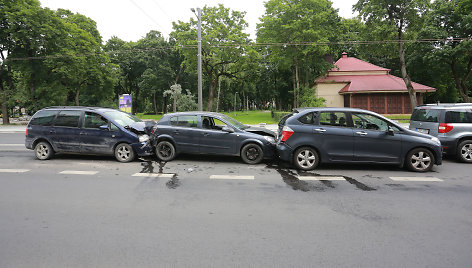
left=406, top=148, right=434, bottom=172
left=115, top=143, right=135, bottom=163
left=241, top=143, right=263, bottom=164
left=293, top=147, right=319, bottom=171
left=155, top=140, right=176, bottom=162
left=34, top=141, right=54, bottom=160
left=457, top=140, right=472, bottom=163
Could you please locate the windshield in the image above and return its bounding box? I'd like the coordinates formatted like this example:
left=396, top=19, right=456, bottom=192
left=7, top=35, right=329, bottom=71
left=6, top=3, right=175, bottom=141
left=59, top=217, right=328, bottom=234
left=103, top=110, right=142, bottom=127
left=220, top=115, right=247, bottom=130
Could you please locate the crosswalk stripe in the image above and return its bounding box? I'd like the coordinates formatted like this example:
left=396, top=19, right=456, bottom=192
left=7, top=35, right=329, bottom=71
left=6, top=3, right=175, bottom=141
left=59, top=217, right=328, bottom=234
left=210, top=175, right=254, bottom=180
left=298, top=176, right=345, bottom=181
left=390, top=177, right=443, bottom=182
left=132, top=173, right=175, bottom=178
left=0, top=144, right=24, bottom=146
left=59, top=170, right=98, bottom=175
left=0, top=169, right=30, bottom=173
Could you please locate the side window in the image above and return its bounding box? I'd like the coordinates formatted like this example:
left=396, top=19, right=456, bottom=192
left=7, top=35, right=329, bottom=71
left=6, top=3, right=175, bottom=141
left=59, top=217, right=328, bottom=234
left=352, top=113, right=389, bottom=131
left=29, top=110, right=57, bottom=126
left=54, top=111, right=81, bottom=128
left=298, top=112, right=316, bottom=124
left=83, top=112, right=108, bottom=129
left=411, top=108, right=440, bottom=122
left=170, top=116, right=197, bottom=128
left=445, top=110, right=472, bottom=123
left=110, top=123, right=119, bottom=131
left=319, top=112, right=348, bottom=127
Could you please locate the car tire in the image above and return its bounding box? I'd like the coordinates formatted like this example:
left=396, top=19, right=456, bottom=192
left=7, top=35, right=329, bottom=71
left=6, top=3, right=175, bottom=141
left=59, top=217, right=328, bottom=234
left=34, top=141, right=54, bottom=160
left=457, top=140, right=472, bottom=163
left=293, top=147, right=319, bottom=171
left=406, top=148, right=434, bottom=172
left=115, top=143, right=135, bottom=163
left=241, top=143, right=264, bottom=164
left=155, top=140, right=176, bottom=162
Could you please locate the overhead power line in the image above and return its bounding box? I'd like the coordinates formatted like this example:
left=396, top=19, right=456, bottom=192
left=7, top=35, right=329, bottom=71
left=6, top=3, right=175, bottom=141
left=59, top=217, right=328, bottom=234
left=128, top=0, right=168, bottom=36
left=6, top=37, right=471, bottom=61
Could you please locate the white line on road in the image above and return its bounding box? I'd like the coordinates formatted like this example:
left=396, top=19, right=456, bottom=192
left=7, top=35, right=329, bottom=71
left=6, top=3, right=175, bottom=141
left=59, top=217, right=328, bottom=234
left=0, top=144, right=24, bottom=146
left=59, top=170, right=98, bottom=175
left=210, top=175, right=255, bottom=180
left=390, top=177, right=443, bottom=182
left=0, top=169, right=30, bottom=173
left=132, top=173, right=175, bottom=178
left=298, top=176, right=345, bottom=181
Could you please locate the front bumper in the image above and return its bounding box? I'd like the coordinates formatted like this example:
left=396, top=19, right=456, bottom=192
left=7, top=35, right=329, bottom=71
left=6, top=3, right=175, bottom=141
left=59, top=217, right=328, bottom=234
left=131, top=141, right=154, bottom=156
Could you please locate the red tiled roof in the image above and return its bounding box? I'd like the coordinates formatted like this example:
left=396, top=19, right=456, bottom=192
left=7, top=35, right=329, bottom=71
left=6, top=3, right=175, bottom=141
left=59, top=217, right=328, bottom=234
left=317, top=75, right=436, bottom=93
left=330, top=53, right=390, bottom=72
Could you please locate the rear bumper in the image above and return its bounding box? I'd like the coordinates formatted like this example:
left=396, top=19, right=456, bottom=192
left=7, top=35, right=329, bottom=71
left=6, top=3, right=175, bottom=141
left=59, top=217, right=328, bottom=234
left=276, top=142, right=293, bottom=162
left=25, top=137, right=34, bottom=150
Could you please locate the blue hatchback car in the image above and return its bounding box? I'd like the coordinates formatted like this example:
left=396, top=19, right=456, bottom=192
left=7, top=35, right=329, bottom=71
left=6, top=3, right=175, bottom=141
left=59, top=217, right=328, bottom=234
left=25, top=107, right=154, bottom=162
left=277, top=108, right=442, bottom=172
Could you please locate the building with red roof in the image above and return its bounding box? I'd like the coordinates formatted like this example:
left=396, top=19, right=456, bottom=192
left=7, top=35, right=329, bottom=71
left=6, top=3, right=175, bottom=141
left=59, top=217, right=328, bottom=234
left=315, top=52, right=436, bottom=114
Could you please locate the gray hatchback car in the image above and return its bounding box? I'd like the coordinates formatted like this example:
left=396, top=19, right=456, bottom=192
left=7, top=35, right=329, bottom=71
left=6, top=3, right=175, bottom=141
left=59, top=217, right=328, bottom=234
left=409, top=103, right=472, bottom=163
left=277, top=108, right=442, bottom=172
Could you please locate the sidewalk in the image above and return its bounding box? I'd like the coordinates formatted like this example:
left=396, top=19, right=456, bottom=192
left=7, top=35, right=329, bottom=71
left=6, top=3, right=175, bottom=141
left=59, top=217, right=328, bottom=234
left=0, top=124, right=26, bottom=133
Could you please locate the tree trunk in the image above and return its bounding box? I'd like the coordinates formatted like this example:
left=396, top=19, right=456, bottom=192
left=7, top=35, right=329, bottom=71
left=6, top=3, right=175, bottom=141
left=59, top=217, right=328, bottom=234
left=216, top=77, right=221, bottom=112
left=398, top=33, right=417, bottom=109
left=75, top=85, right=80, bottom=106
left=0, top=80, right=9, bottom=125
left=207, top=73, right=216, bottom=112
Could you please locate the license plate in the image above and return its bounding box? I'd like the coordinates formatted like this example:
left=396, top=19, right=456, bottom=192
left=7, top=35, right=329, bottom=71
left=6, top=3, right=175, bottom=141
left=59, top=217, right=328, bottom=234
left=416, top=128, right=429, bottom=134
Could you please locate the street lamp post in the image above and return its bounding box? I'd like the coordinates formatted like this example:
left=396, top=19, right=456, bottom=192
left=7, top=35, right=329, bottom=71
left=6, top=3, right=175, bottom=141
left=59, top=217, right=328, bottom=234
left=191, top=7, right=203, bottom=111
left=234, top=92, right=238, bottom=117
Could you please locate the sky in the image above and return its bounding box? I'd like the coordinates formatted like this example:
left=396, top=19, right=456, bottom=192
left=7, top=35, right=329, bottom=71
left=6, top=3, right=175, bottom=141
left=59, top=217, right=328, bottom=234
left=39, top=0, right=358, bottom=43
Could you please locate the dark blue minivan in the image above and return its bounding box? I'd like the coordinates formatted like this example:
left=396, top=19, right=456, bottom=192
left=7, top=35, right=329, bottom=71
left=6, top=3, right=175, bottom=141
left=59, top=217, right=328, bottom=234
left=25, top=107, right=154, bottom=162
left=277, top=108, right=442, bottom=172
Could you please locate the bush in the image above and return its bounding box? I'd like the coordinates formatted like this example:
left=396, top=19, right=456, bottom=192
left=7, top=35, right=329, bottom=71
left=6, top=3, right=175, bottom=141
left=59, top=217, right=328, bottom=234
left=271, top=111, right=291, bottom=122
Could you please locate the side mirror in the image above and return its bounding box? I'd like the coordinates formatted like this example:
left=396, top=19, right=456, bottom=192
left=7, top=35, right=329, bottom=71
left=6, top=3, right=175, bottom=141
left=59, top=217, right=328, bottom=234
left=99, top=125, right=109, bottom=131
left=221, top=126, right=234, bottom=133
left=387, top=126, right=395, bottom=136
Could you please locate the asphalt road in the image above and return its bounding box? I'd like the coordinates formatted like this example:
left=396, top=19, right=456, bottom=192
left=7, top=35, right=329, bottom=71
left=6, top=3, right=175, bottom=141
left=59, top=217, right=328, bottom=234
left=0, top=133, right=471, bottom=268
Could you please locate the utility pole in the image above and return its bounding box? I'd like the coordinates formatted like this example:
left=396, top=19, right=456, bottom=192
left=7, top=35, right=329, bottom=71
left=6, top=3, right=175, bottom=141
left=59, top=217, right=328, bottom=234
left=191, top=8, right=203, bottom=111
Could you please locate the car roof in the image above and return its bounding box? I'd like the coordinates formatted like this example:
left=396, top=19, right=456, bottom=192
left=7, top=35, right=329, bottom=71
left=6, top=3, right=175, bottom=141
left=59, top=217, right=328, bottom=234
left=416, top=103, right=472, bottom=109
left=163, top=111, right=227, bottom=117
left=42, top=106, right=118, bottom=112
left=293, top=107, right=379, bottom=114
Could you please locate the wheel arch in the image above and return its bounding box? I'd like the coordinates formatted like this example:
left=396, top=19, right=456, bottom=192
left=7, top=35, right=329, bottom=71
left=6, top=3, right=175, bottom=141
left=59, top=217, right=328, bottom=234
left=239, top=139, right=264, bottom=156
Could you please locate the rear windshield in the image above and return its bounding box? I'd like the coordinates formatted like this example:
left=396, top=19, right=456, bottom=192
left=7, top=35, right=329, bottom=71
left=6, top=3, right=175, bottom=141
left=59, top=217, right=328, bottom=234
left=411, top=108, right=440, bottom=123
left=279, top=113, right=295, bottom=126
left=445, top=110, right=472, bottom=123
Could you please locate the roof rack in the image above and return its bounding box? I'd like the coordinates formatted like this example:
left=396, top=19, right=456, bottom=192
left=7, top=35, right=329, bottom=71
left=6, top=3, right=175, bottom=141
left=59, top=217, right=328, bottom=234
left=419, top=103, right=472, bottom=107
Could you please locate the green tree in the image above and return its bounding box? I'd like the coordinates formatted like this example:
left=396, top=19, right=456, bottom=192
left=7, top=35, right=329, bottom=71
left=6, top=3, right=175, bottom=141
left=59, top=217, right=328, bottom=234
left=354, top=0, right=430, bottom=109
left=257, top=0, right=341, bottom=108
left=171, top=4, right=250, bottom=111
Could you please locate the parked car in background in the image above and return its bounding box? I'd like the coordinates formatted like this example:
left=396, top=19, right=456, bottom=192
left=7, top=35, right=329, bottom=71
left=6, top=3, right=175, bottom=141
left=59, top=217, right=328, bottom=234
left=151, top=112, right=276, bottom=164
left=277, top=107, right=442, bottom=172
left=409, top=103, right=472, bottom=163
left=25, top=107, right=154, bottom=162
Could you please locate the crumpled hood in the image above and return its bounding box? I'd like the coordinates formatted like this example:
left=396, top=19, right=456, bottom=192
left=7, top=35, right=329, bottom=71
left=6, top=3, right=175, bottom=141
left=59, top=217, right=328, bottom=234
left=244, top=126, right=276, bottom=138
left=126, top=121, right=156, bottom=135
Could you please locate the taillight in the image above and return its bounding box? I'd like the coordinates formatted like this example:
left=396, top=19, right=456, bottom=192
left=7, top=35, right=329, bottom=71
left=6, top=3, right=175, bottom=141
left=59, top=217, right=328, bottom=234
left=280, top=126, right=294, bottom=142
left=408, top=120, right=411, bottom=129
left=25, top=128, right=28, bottom=136
left=438, top=123, right=453, bottom=133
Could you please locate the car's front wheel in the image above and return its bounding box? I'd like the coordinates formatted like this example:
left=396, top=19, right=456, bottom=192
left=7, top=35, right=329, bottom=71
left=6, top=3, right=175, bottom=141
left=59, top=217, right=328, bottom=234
left=34, top=141, right=54, bottom=160
left=457, top=140, right=472, bottom=163
left=155, top=140, right=176, bottom=162
left=293, top=147, right=319, bottom=171
left=241, top=143, right=263, bottom=164
left=115, top=143, right=135, bottom=163
left=406, top=148, right=434, bottom=172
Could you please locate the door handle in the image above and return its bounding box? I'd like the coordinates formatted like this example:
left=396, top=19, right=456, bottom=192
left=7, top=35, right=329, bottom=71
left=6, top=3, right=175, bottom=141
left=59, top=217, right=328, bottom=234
left=203, top=133, right=210, bottom=136
left=173, top=131, right=179, bottom=135
left=79, top=132, right=87, bottom=135
left=314, top=128, right=326, bottom=133
left=49, top=130, right=56, bottom=134
left=356, top=131, right=367, bottom=136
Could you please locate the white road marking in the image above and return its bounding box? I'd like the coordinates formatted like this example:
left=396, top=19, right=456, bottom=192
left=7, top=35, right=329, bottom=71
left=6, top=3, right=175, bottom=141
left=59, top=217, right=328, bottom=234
left=298, top=176, right=345, bottom=181
left=390, top=177, right=443, bottom=182
left=59, top=170, right=98, bottom=175
left=0, top=144, right=24, bottom=146
left=0, top=169, right=30, bottom=173
left=210, top=175, right=254, bottom=180
left=132, top=173, right=175, bottom=178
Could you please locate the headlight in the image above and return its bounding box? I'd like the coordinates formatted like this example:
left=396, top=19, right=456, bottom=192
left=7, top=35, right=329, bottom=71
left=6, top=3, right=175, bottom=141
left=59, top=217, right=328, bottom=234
left=431, top=137, right=440, bottom=145
left=139, top=134, right=149, bottom=142
left=264, top=136, right=275, bottom=144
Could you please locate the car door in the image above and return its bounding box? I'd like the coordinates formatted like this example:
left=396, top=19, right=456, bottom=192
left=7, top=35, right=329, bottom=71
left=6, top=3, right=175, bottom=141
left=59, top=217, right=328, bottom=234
left=198, top=116, right=238, bottom=155
left=49, top=110, right=83, bottom=152
left=166, top=115, right=200, bottom=153
left=80, top=112, right=119, bottom=155
left=314, top=111, right=354, bottom=161
left=351, top=112, right=402, bottom=163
